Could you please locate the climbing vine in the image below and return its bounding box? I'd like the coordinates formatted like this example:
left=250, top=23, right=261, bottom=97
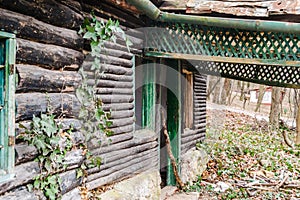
left=76, top=13, right=132, bottom=196
left=19, top=113, right=74, bottom=200
left=77, top=14, right=131, bottom=140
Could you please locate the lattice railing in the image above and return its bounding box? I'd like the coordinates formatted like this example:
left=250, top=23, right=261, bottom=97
left=145, top=22, right=300, bottom=87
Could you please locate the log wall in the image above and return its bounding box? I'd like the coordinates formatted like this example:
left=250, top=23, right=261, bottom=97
left=0, top=0, right=157, bottom=198
left=181, top=73, right=206, bottom=155
left=0, top=0, right=207, bottom=198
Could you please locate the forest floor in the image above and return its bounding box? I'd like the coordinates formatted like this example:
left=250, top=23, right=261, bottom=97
left=183, top=106, right=300, bottom=200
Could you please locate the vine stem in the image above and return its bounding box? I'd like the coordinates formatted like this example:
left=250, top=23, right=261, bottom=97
left=161, top=109, right=184, bottom=189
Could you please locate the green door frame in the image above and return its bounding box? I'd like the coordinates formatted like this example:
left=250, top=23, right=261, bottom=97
left=0, top=31, right=16, bottom=183
left=165, top=59, right=181, bottom=186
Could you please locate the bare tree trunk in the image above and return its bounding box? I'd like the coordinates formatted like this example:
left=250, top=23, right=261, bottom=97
left=255, top=85, right=267, bottom=112
left=295, top=105, right=300, bottom=145
left=269, top=87, right=281, bottom=131
left=240, top=81, right=245, bottom=101
left=221, top=78, right=231, bottom=105
left=212, top=77, right=222, bottom=104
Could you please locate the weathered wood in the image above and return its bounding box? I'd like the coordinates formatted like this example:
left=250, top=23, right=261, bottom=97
left=85, top=72, right=133, bottom=82
left=87, top=131, right=133, bottom=150
left=195, top=123, right=206, bottom=132
left=97, top=88, right=133, bottom=95
left=60, top=169, right=82, bottom=194
left=97, top=95, right=134, bottom=104
left=98, top=148, right=157, bottom=178
left=102, top=103, right=134, bottom=111
left=181, top=129, right=198, bottom=138
left=17, top=39, right=84, bottom=70
left=0, top=0, right=83, bottom=29
left=81, top=1, right=144, bottom=28
left=194, top=119, right=206, bottom=125
left=194, top=115, right=206, bottom=121
left=84, top=54, right=133, bottom=68
left=181, top=134, right=203, bottom=145
left=103, top=41, right=142, bottom=55
left=0, top=188, right=38, bottom=200
left=88, top=142, right=157, bottom=175
left=15, top=143, right=37, bottom=165
left=87, top=156, right=158, bottom=190
left=110, top=117, right=134, bottom=128
left=56, top=0, right=82, bottom=13
left=99, top=141, right=157, bottom=167
left=110, top=124, right=133, bottom=135
left=91, top=80, right=133, bottom=88
left=82, top=62, right=133, bottom=75
left=110, top=110, right=134, bottom=119
left=17, top=64, right=81, bottom=92
left=0, top=161, right=40, bottom=195
left=16, top=93, right=80, bottom=121
left=0, top=8, right=83, bottom=50
left=87, top=150, right=157, bottom=183
left=101, top=48, right=133, bottom=60
left=91, top=138, right=135, bottom=155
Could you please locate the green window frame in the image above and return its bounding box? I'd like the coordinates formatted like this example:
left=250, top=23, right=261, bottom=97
left=0, top=31, right=16, bottom=183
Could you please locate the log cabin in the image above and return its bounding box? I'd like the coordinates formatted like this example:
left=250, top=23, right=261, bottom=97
left=1, top=0, right=300, bottom=199
left=0, top=0, right=206, bottom=199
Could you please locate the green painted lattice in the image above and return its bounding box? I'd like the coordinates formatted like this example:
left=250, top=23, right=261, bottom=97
left=145, top=22, right=300, bottom=87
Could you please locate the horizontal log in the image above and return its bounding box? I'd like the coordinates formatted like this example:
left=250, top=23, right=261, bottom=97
left=182, top=129, right=198, bottom=137
left=97, top=88, right=133, bottom=95
left=99, top=141, right=158, bottom=166
left=87, top=150, right=157, bottom=184
left=194, top=107, right=206, bottom=112
left=194, top=115, right=206, bottom=121
left=110, top=110, right=134, bottom=119
left=17, top=39, right=84, bottom=70
left=194, top=119, right=206, bottom=125
left=0, top=161, right=40, bottom=195
left=57, top=0, right=82, bottom=13
left=194, top=96, right=207, bottom=100
left=85, top=72, right=133, bottom=82
left=16, top=93, right=80, bottom=121
left=87, top=131, right=133, bottom=150
left=97, top=95, right=134, bottom=104
left=17, top=64, right=82, bottom=92
left=0, top=8, right=83, bottom=50
left=84, top=54, right=133, bottom=68
left=87, top=156, right=158, bottom=190
left=15, top=142, right=37, bottom=165
left=103, top=41, right=142, bottom=55
left=110, top=124, right=133, bottom=135
left=101, top=48, right=133, bottom=60
left=194, top=85, right=207, bottom=90
left=82, top=62, right=133, bottom=75
left=194, top=123, right=206, bottom=131
left=88, top=142, right=157, bottom=175
left=60, top=169, right=82, bottom=194
left=102, top=103, right=134, bottom=111
left=181, top=141, right=197, bottom=154
left=99, top=148, right=157, bottom=177
left=91, top=139, right=134, bottom=155
left=181, top=134, right=203, bottom=145
left=110, top=117, right=134, bottom=128
left=0, top=0, right=83, bottom=29
left=194, top=83, right=207, bottom=87
left=92, top=80, right=133, bottom=89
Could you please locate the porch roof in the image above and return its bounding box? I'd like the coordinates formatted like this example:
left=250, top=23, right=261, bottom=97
left=127, top=0, right=300, bottom=88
